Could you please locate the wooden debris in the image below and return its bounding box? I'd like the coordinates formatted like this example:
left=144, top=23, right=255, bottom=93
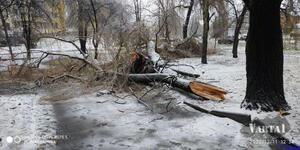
left=130, top=51, right=156, bottom=74
left=190, top=81, right=227, bottom=101
left=128, top=73, right=227, bottom=101
left=171, top=68, right=200, bottom=78
left=128, top=45, right=226, bottom=101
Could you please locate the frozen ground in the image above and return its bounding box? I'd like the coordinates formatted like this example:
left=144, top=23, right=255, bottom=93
left=0, top=38, right=113, bottom=71
left=0, top=43, right=299, bottom=150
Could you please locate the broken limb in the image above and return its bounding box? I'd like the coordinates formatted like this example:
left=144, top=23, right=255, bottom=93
left=184, top=101, right=251, bottom=126
left=165, top=63, right=195, bottom=70
left=171, top=68, right=200, bottom=78
left=33, top=50, right=102, bottom=71
left=48, top=73, right=86, bottom=83
left=129, top=87, right=154, bottom=112
left=39, top=36, right=86, bottom=57
left=183, top=101, right=299, bottom=148
left=128, top=73, right=227, bottom=101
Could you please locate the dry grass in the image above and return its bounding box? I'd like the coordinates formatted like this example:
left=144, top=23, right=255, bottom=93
left=156, top=38, right=217, bottom=60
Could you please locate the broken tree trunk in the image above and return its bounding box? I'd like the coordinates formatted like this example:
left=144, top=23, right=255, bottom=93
left=130, top=51, right=156, bottom=74
left=171, top=68, right=200, bottom=78
left=128, top=73, right=227, bottom=101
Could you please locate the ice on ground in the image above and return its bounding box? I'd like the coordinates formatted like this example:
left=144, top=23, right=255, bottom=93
left=0, top=43, right=299, bottom=150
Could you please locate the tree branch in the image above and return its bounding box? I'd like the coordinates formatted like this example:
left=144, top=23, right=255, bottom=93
left=39, top=36, right=86, bottom=57
left=33, top=50, right=102, bottom=71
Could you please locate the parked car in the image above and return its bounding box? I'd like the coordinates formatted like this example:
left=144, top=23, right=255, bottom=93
left=218, top=36, right=234, bottom=44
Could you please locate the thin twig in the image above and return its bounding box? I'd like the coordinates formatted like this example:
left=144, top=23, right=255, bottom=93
left=32, top=50, right=102, bottom=71
left=48, top=73, right=86, bottom=83
left=129, top=87, right=153, bottom=112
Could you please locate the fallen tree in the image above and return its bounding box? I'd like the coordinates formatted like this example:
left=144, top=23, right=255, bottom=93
left=170, top=68, right=200, bottom=78
left=128, top=73, right=227, bottom=101
left=128, top=41, right=227, bottom=101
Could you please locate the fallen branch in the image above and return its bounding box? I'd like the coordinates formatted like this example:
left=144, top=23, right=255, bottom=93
left=129, top=87, right=154, bottom=112
left=184, top=101, right=299, bottom=148
left=166, top=63, right=195, bottom=70
left=130, top=44, right=226, bottom=101
left=128, top=73, right=227, bottom=101
left=171, top=68, right=200, bottom=78
left=39, top=36, right=86, bottom=56
left=48, top=73, right=86, bottom=83
left=33, top=50, right=102, bottom=71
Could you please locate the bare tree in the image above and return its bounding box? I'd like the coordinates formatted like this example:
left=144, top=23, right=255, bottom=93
left=88, top=0, right=116, bottom=59
left=77, top=0, right=89, bottom=54
left=232, top=5, right=246, bottom=58
left=89, top=0, right=100, bottom=59
left=183, top=0, right=194, bottom=39
left=0, top=0, right=15, bottom=61
left=212, top=0, right=229, bottom=38
left=14, top=0, right=52, bottom=60
left=201, top=0, right=209, bottom=64
left=133, top=0, right=141, bottom=22
left=225, top=0, right=247, bottom=58
left=17, top=0, right=34, bottom=60
left=156, top=0, right=182, bottom=43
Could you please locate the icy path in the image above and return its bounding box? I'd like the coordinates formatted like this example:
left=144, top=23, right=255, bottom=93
left=0, top=86, right=57, bottom=149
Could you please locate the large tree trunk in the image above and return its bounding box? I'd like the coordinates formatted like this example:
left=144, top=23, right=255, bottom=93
left=128, top=73, right=227, bottom=101
left=133, top=0, right=141, bottom=22
left=183, top=0, right=194, bottom=39
left=232, top=6, right=247, bottom=58
left=0, top=11, right=14, bottom=61
left=201, top=0, right=209, bottom=64
left=78, top=0, right=88, bottom=54
left=215, top=0, right=229, bottom=38
left=241, top=0, right=290, bottom=112
left=20, top=0, right=32, bottom=60
left=79, top=23, right=88, bottom=54
left=165, top=20, right=170, bottom=44
left=89, top=0, right=99, bottom=59
left=25, top=15, right=32, bottom=60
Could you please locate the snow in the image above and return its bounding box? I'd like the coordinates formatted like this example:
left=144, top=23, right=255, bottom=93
left=0, top=38, right=111, bottom=71
left=0, top=42, right=300, bottom=149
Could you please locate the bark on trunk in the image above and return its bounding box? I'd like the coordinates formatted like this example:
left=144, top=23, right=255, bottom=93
left=22, top=13, right=31, bottom=60
left=78, top=0, right=88, bottom=54
left=79, top=24, right=88, bottom=54
left=94, top=46, right=98, bottom=59
left=241, top=0, right=290, bottom=112
left=134, top=0, right=141, bottom=22
left=165, top=21, right=170, bottom=43
left=201, top=0, right=209, bottom=64
left=0, top=11, right=14, bottom=61
left=90, top=0, right=99, bottom=59
left=232, top=6, right=247, bottom=58
left=183, top=0, right=194, bottom=39
left=128, top=73, right=227, bottom=101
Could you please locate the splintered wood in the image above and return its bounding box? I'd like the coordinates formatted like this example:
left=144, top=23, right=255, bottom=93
left=129, top=51, right=227, bottom=101
left=189, top=81, right=227, bottom=101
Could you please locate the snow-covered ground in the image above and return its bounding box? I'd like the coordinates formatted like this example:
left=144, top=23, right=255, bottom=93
left=0, top=38, right=114, bottom=71
left=0, top=42, right=299, bottom=150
